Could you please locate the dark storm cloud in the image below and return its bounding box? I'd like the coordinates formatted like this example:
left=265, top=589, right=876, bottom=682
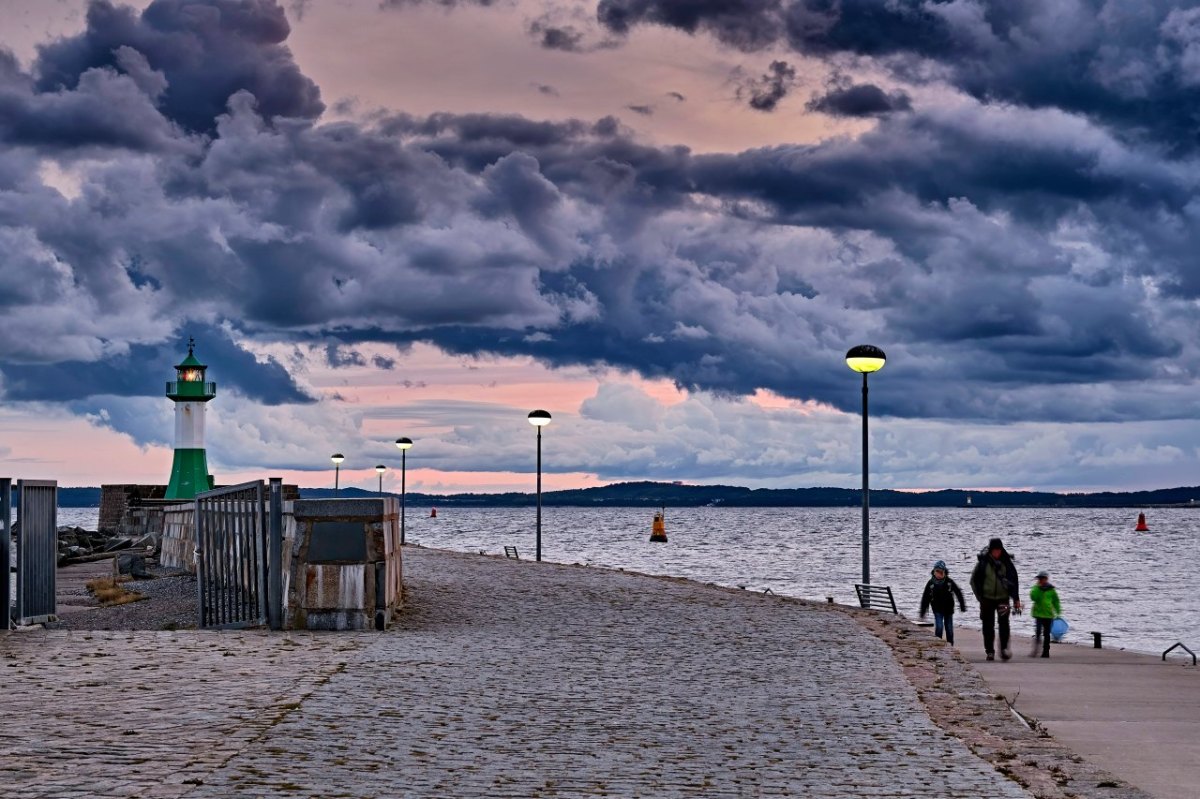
left=529, top=20, right=586, bottom=52
left=325, top=345, right=367, bottom=368
left=0, top=324, right=310, bottom=404
left=6, top=0, right=1200, bottom=432
left=594, top=1, right=1200, bottom=154
left=734, top=60, right=797, bottom=111
left=0, top=49, right=184, bottom=153
left=34, top=0, right=323, bottom=135
left=597, top=0, right=784, bottom=51
left=371, top=354, right=397, bottom=370
left=806, top=82, right=911, bottom=117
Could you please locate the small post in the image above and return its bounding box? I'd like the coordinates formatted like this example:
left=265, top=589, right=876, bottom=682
left=374, top=561, right=387, bottom=631
left=1092, top=631, right=1103, bottom=649
left=267, top=478, right=283, bottom=630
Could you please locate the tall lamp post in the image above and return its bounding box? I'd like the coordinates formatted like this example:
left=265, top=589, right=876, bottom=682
left=331, top=453, right=345, bottom=497
left=845, top=345, right=886, bottom=584
left=528, top=410, right=552, bottom=561
left=375, top=464, right=386, bottom=497
left=395, top=437, right=413, bottom=544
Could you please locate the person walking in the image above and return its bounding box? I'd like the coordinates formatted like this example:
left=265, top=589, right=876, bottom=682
left=1029, top=571, right=1062, bottom=658
left=919, top=560, right=967, bottom=645
left=970, top=537, right=1021, bottom=661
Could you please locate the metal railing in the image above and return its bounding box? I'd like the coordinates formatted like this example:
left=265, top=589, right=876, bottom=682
left=195, top=480, right=276, bottom=629
left=1163, top=641, right=1197, bottom=666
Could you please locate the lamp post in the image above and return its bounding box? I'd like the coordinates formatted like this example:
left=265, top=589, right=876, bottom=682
left=528, top=410, right=552, bottom=561
left=375, top=464, right=386, bottom=497
left=331, top=453, right=344, bottom=496
left=395, top=437, right=412, bottom=544
left=845, top=345, right=886, bottom=584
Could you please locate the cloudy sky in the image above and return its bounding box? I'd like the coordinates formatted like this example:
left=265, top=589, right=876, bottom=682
left=2, top=0, right=1200, bottom=494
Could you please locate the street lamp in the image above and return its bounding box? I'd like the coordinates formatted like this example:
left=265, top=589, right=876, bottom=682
left=331, top=453, right=345, bottom=496
left=375, top=464, right=386, bottom=497
left=846, top=345, right=886, bottom=584
left=395, top=437, right=413, bottom=544
left=528, top=410, right=552, bottom=562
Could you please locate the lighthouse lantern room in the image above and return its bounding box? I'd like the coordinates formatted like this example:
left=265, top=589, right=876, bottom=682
left=165, top=337, right=217, bottom=499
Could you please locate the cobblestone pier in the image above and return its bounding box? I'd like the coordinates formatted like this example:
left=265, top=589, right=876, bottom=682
left=3, top=548, right=1035, bottom=798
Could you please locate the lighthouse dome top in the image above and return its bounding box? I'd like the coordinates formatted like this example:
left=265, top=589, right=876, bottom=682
left=175, top=337, right=206, bottom=371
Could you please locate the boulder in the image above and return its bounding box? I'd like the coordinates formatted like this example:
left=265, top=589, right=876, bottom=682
left=114, top=554, right=150, bottom=579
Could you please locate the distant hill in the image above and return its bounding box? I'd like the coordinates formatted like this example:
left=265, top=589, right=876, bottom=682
left=295, top=481, right=1200, bottom=508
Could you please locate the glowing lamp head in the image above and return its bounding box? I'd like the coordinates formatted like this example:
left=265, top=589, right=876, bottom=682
left=395, top=437, right=413, bottom=451
left=375, top=464, right=386, bottom=475
left=845, top=345, right=886, bottom=374
left=528, top=409, right=552, bottom=427
left=330, top=453, right=345, bottom=465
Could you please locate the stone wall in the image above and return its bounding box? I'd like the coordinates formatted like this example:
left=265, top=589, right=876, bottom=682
left=159, top=503, right=197, bottom=571
left=99, top=485, right=167, bottom=533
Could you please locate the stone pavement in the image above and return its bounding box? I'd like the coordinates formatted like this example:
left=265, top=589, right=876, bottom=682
left=2, top=548, right=1036, bottom=798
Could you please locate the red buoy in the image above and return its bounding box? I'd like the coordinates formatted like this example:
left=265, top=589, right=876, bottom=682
left=1135, top=512, right=1149, bottom=532
left=430, top=507, right=437, bottom=518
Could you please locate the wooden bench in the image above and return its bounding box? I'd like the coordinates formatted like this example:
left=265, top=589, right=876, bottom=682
left=504, top=546, right=520, bottom=560
left=854, top=583, right=898, bottom=614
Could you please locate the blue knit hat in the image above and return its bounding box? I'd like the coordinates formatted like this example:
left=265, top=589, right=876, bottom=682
left=933, top=560, right=947, bottom=573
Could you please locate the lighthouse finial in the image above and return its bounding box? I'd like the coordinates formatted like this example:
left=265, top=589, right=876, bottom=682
left=187, top=336, right=195, bottom=356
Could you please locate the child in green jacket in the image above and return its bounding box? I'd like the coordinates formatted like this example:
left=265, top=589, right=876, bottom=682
left=1029, top=571, right=1062, bottom=658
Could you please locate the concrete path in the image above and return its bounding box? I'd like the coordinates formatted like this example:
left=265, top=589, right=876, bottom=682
left=2, top=547, right=1031, bottom=798
left=952, top=626, right=1200, bottom=799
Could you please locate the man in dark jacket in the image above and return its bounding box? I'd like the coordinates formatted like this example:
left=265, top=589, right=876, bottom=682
left=970, top=537, right=1022, bottom=660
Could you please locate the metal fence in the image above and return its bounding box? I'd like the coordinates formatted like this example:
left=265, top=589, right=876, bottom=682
left=2, top=478, right=9, bottom=630
left=194, top=479, right=283, bottom=629
left=5, top=480, right=58, bottom=626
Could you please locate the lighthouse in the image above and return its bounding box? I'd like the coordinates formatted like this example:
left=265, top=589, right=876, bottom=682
left=165, top=338, right=217, bottom=499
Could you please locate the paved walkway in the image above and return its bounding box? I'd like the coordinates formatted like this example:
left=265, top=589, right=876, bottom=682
left=953, top=627, right=1200, bottom=799
left=4, top=549, right=1036, bottom=798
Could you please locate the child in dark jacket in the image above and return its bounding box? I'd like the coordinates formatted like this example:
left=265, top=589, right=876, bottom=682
left=920, top=560, right=968, bottom=645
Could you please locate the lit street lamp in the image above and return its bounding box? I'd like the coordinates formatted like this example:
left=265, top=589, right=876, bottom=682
left=528, top=410, right=552, bottom=561
left=846, top=345, right=886, bottom=584
left=331, top=453, right=345, bottom=497
left=375, top=464, right=386, bottom=497
left=395, top=437, right=413, bottom=544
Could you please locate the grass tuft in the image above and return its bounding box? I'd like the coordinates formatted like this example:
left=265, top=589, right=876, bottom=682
left=86, top=577, right=148, bottom=606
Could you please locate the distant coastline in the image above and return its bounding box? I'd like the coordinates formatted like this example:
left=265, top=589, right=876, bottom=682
left=44, top=481, right=1200, bottom=508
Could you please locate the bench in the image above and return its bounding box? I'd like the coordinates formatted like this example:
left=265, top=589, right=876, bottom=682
left=504, top=546, right=520, bottom=560
left=854, top=583, right=898, bottom=614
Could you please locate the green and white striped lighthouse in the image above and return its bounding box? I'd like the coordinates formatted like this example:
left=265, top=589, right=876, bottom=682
left=165, top=338, right=217, bottom=499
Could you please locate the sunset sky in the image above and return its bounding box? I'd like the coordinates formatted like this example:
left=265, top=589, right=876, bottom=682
left=3, top=0, right=1200, bottom=494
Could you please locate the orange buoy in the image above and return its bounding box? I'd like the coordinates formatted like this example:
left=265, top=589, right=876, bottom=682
left=430, top=507, right=437, bottom=518
left=650, top=510, right=667, bottom=543
left=1135, top=512, right=1149, bottom=532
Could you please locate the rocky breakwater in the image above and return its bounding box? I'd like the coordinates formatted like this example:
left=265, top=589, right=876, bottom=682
left=51, top=525, right=157, bottom=567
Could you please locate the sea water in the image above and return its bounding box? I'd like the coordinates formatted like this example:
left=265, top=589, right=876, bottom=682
left=36, top=506, right=1200, bottom=655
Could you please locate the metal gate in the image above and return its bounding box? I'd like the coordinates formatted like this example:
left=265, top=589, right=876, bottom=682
left=196, top=480, right=266, bottom=629
left=194, top=479, right=283, bottom=629
left=2, top=479, right=58, bottom=627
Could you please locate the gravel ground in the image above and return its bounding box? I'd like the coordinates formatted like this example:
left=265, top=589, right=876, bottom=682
left=50, top=562, right=199, bottom=630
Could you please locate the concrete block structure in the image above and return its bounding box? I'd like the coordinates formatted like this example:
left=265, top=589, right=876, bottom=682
left=284, top=499, right=403, bottom=631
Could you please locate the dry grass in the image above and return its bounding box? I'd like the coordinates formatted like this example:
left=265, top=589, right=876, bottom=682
left=86, top=576, right=148, bottom=606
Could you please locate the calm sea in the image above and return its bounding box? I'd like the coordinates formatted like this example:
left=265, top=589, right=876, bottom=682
left=46, top=506, right=1200, bottom=655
